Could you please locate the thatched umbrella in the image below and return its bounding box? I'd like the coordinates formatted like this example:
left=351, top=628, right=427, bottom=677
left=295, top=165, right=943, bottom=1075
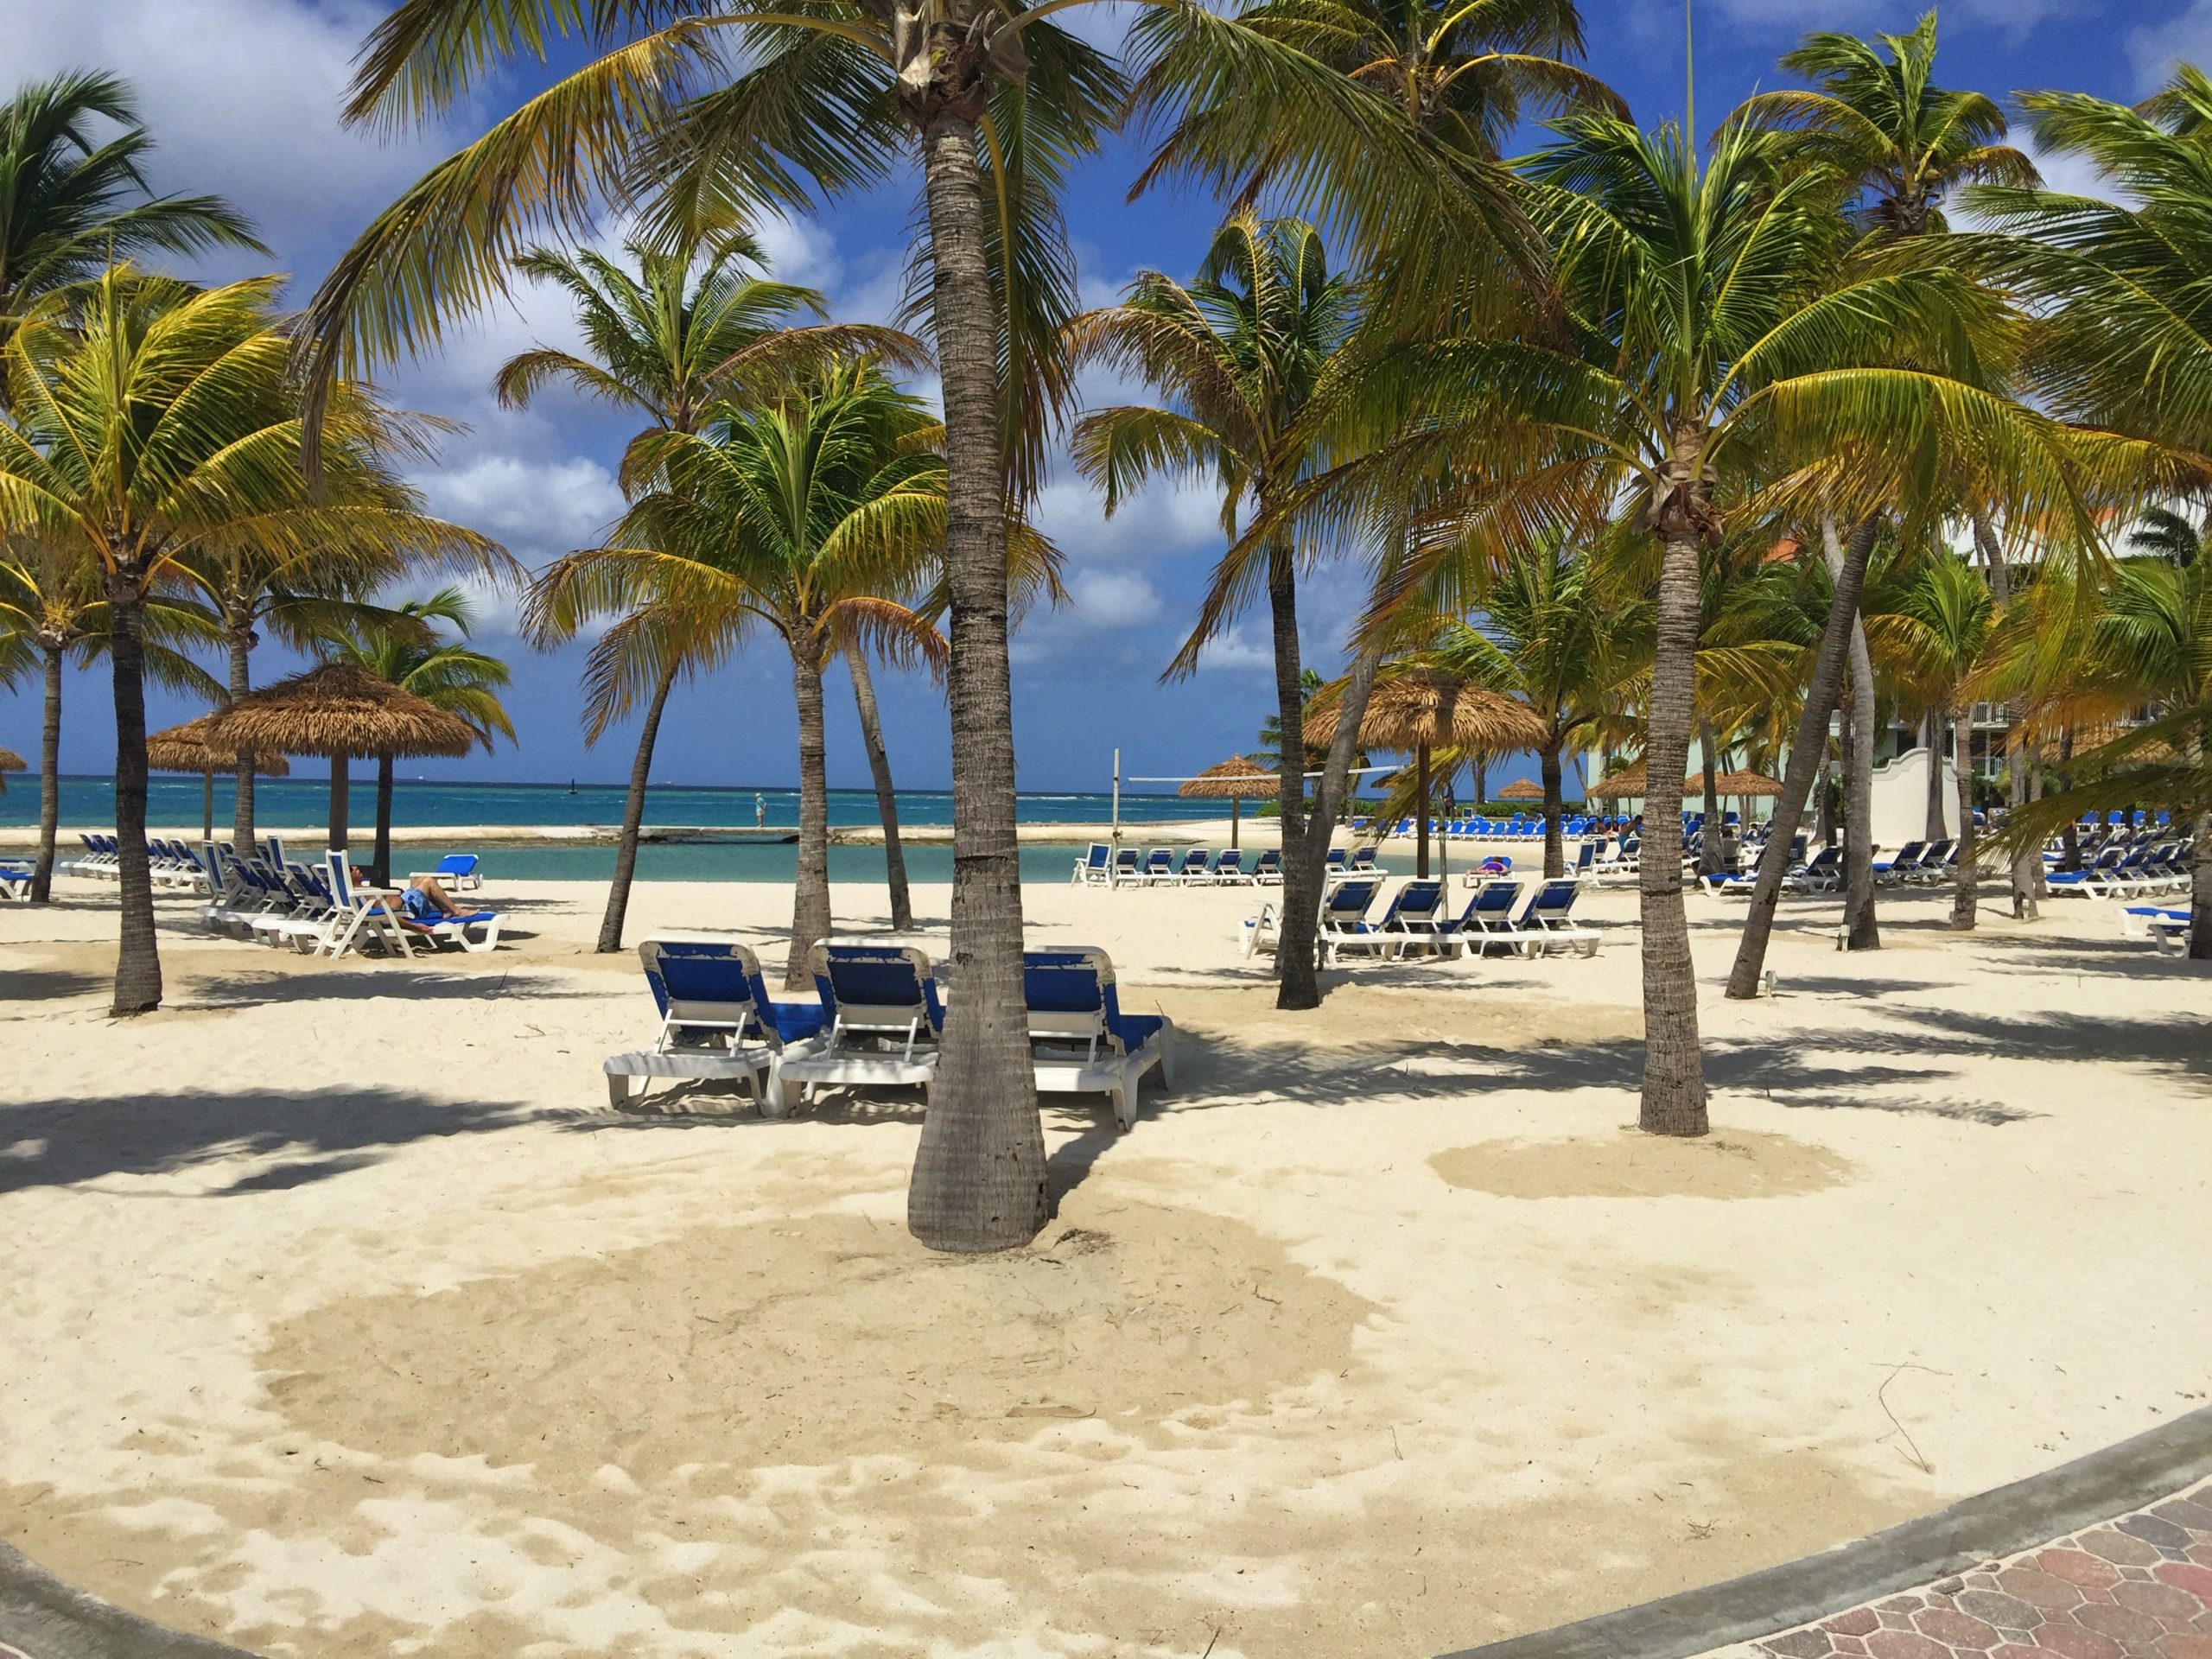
left=1310, top=673, right=1548, bottom=876
left=1707, top=768, right=1782, bottom=798
left=0, top=741, right=21, bottom=797
left=1587, top=760, right=1647, bottom=801
left=207, top=664, right=474, bottom=877
left=1179, top=754, right=1274, bottom=849
left=148, top=715, right=292, bottom=842
left=1495, top=777, right=1546, bottom=804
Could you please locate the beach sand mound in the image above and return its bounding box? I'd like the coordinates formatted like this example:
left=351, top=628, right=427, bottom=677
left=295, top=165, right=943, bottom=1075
left=1430, top=1128, right=1859, bottom=1200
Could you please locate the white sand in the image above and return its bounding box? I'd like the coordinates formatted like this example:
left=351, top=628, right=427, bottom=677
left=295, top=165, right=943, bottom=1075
left=2, top=866, right=2209, bottom=1658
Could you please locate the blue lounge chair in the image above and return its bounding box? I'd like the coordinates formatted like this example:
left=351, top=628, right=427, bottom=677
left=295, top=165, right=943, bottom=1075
left=1071, top=842, right=1113, bottom=886
left=1171, top=848, right=1212, bottom=882
left=0, top=860, right=31, bottom=902
left=1324, top=848, right=1349, bottom=874
left=1022, top=946, right=1175, bottom=1130
left=767, top=938, right=945, bottom=1112
left=1136, top=847, right=1178, bottom=885
left=1348, top=846, right=1380, bottom=873
left=603, top=938, right=828, bottom=1108
left=1784, top=845, right=1844, bottom=893
left=1435, top=878, right=1525, bottom=956
left=1249, top=848, right=1283, bottom=885
left=409, top=852, right=483, bottom=891
left=1872, top=841, right=1928, bottom=883
left=1319, top=877, right=1435, bottom=963
left=1210, top=849, right=1251, bottom=884
left=1514, top=879, right=1601, bottom=956
left=1111, top=847, right=1143, bottom=884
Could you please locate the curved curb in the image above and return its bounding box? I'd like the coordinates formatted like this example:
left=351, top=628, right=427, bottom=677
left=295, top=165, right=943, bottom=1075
left=1437, top=1401, right=2212, bottom=1659
left=0, top=1540, right=257, bottom=1659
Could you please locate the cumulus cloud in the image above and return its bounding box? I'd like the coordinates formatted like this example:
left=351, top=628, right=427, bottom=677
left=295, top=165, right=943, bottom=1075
left=416, top=455, right=628, bottom=559
left=2128, top=2, right=2212, bottom=89
left=1066, top=569, right=1166, bottom=629
left=1707, top=0, right=2069, bottom=36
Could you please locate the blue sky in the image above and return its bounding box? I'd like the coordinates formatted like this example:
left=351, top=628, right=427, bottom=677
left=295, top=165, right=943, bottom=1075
left=3, top=0, right=2204, bottom=792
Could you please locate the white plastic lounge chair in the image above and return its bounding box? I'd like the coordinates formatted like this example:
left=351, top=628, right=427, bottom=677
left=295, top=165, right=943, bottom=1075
left=1110, top=847, right=1143, bottom=885
left=1210, top=849, right=1252, bottom=884
left=1434, top=878, right=1525, bottom=957
left=319, top=855, right=416, bottom=958
left=1249, top=849, right=1283, bottom=885
left=603, top=938, right=829, bottom=1108
left=1783, top=845, right=1845, bottom=893
left=766, top=938, right=944, bottom=1113
left=1238, top=898, right=1282, bottom=957
left=0, top=861, right=31, bottom=902
left=1510, top=879, right=1601, bottom=957
left=1171, top=848, right=1212, bottom=882
left=1071, top=842, right=1113, bottom=886
left=1022, top=946, right=1174, bottom=1131
left=1324, top=877, right=1450, bottom=963
left=1313, top=876, right=1389, bottom=963
left=1135, top=848, right=1177, bottom=885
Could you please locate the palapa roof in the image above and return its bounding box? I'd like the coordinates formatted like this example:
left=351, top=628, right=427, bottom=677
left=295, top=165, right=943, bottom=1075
left=1586, top=761, right=1646, bottom=799
left=1179, top=754, right=1275, bottom=799
left=1305, top=672, right=1548, bottom=755
left=146, top=714, right=291, bottom=776
left=205, top=663, right=477, bottom=760
left=1494, top=778, right=1547, bottom=801
left=0, top=742, right=23, bottom=772
left=1587, top=762, right=1783, bottom=799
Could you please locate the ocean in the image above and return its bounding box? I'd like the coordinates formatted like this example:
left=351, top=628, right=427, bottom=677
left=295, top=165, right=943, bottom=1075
left=2, top=776, right=1326, bottom=883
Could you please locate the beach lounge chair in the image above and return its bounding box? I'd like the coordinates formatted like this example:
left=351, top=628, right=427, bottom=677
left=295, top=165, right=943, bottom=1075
left=1071, top=842, right=1113, bottom=886
left=1872, top=841, right=1928, bottom=884
left=2046, top=845, right=2126, bottom=896
left=1111, top=847, right=1143, bottom=884
left=1315, top=876, right=1404, bottom=963
left=1698, top=868, right=1759, bottom=896
left=0, top=861, right=30, bottom=902
left=1348, top=846, right=1380, bottom=873
left=1209, top=849, right=1251, bottom=884
left=1022, top=947, right=1175, bottom=1130
left=1249, top=848, right=1283, bottom=885
left=603, top=938, right=828, bottom=1108
left=1171, top=848, right=1212, bottom=882
left=1136, top=847, right=1178, bottom=885
left=1512, top=879, right=1601, bottom=956
left=1783, top=845, right=1844, bottom=893
left=766, top=938, right=945, bottom=1113
left=1324, top=848, right=1349, bottom=876
left=1434, top=878, right=1525, bottom=956
left=409, top=853, right=483, bottom=891
left=318, top=855, right=417, bottom=958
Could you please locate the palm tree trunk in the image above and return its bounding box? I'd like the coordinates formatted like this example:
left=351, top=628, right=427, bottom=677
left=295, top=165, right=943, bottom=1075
left=1474, top=757, right=1488, bottom=810
left=1541, top=738, right=1565, bottom=878
left=846, top=642, right=912, bottom=931
left=228, top=625, right=255, bottom=849
left=1697, top=720, right=1724, bottom=876
left=106, top=569, right=162, bottom=1015
left=2057, top=728, right=2080, bottom=871
left=372, top=752, right=395, bottom=887
left=328, top=754, right=349, bottom=856
left=200, top=769, right=213, bottom=843
left=785, top=648, right=835, bottom=987
left=596, top=657, right=677, bottom=955
left=1640, top=525, right=1707, bottom=1135
left=905, top=110, right=1046, bottom=1255
left=1924, top=711, right=1947, bottom=841
left=1825, top=523, right=1880, bottom=950
left=1267, top=546, right=1323, bottom=1010
left=2007, top=728, right=2037, bottom=921
left=2191, top=722, right=2211, bottom=959
left=1950, top=705, right=1978, bottom=931
left=1726, top=515, right=1881, bottom=1000
left=31, top=642, right=61, bottom=901
left=1414, top=742, right=1431, bottom=880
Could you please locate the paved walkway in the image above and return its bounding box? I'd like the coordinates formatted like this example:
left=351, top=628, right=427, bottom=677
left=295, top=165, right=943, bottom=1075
left=1734, top=1479, right=2212, bottom=1659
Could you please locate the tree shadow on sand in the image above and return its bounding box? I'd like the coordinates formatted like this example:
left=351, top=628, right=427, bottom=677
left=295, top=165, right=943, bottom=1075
left=0, top=1085, right=572, bottom=1197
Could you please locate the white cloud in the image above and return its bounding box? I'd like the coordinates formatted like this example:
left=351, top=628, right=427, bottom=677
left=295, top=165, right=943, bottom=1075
left=1066, top=569, right=1165, bottom=629
left=1031, top=473, right=1224, bottom=563
left=1193, top=626, right=1274, bottom=673
left=416, top=455, right=627, bottom=558
left=1708, top=0, right=2067, bottom=37
left=2128, top=2, right=2212, bottom=90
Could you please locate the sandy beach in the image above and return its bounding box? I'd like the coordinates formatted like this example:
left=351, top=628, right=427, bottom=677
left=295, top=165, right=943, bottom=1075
left=3, top=867, right=2209, bottom=1658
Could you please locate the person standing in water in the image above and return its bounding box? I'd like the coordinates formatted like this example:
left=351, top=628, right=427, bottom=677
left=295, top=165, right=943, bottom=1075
left=754, top=791, right=766, bottom=829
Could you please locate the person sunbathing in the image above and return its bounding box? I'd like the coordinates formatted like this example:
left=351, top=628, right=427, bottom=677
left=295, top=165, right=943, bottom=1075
left=352, top=868, right=472, bottom=931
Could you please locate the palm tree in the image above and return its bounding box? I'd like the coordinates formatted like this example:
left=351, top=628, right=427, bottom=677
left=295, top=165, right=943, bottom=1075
left=318, top=587, right=517, bottom=887
left=0, top=266, right=492, bottom=1014
left=0, top=542, right=219, bottom=899
left=588, top=365, right=950, bottom=984
left=1880, top=550, right=1996, bottom=929
left=1337, top=105, right=2092, bottom=1134
left=1421, top=537, right=1646, bottom=876
left=1068, top=213, right=1370, bottom=1009
left=0, top=71, right=264, bottom=342
left=499, top=234, right=918, bottom=952
left=303, top=0, right=1522, bottom=1255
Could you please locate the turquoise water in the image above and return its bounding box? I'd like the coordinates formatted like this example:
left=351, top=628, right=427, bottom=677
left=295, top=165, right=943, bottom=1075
left=440, top=839, right=1417, bottom=883
left=3, top=776, right=1230, bottom=832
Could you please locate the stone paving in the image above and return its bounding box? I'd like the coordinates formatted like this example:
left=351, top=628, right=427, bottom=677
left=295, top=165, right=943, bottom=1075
left=1739, top=1479, right=2212, bottom=1659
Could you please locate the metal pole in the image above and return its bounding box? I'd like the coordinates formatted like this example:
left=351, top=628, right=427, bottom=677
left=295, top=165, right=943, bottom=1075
left=1111, top=748, right=1121, bottom=845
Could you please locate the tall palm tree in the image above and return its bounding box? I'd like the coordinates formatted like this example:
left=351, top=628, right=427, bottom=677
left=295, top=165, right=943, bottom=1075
left=0, top=266, right=493, bottom=1014
left=1336, top=107, right=2093, bottom=1134
left=0, top=71, right=264, bottom=342
left=1730, top=12, right=2037, bottom=961
left=319, top=587, right=517, bottom=887
left=583, top=365, right=951, bottom=984
left=1068, top=213, right=1369, bottom=1008
left=499, top=234, right=918, bottom=952
left=303, top=0, right=1522, bottom=1255
left=0, top=542, right=219, bottom=899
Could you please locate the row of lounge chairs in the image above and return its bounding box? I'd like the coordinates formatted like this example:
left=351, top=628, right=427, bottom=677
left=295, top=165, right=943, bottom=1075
left=1071, top=844, right=1386, bottom=887
left=1242, top=874, right=1600, bottom=963
left=201, top=842, right=501, bottom=956
left=604, top=938, right=1173, bottom=1130
left=2046, top=838, right=2196, bottom=899
left=63, top=833, right=214, bottom=891
left=1699, top=839, right=1963, bottom=897
left=1364, top=814, right=1632, bottom=842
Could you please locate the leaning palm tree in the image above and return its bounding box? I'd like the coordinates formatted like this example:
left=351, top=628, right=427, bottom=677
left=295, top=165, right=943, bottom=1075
left=1880, top=550, right=1996, bottom=929
left=594, top=365, right=951, bottom=983
left=0, top=71, right=264, bottom=343
left=0, top=540, right=220, bottom=899
left=499, top=233, right=921, bottom=951
left=0, top=266, right=494, bottom=1014
left=303, top=0, right=1525, bottom=1255
left=1068, top=213, right=1368, bottom=1009
left=318, top=587, right=517, bottom=887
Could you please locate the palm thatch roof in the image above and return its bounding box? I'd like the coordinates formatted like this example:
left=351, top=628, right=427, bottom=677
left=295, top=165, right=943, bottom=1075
left=1306, top=672, right=1548, bottom=754
left=1494, top=778, right=1546, bottom=801
left=1707, top=768, right=1783, bottom=798
left=0, top=743, right=23, bottom=773
left=146, top=714, right=291, bottom=776
left=1587, top=761, right=1646, bottom=799
left=1179, top=755, right=1275, bottom=799
left=205, top=663, right=477, bottom=760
